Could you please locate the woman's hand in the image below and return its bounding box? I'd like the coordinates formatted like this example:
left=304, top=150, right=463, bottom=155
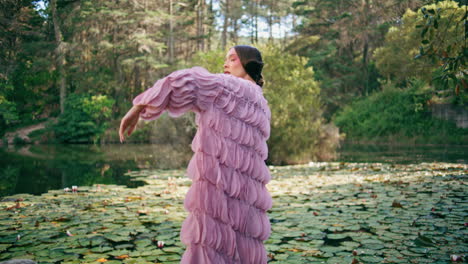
left=119, top=105, right=145, bottom=143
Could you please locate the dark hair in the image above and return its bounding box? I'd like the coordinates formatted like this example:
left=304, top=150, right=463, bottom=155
left=233, top=45, right=264, bottom=87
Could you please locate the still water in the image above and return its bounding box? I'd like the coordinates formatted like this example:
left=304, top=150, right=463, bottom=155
left=0, top=143, right=466, bottom=198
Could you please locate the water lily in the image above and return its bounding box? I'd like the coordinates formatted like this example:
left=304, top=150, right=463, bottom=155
left=72, top=186, right=78, bottom=192
left=64, top=187, right=70, bottom=192
left=16, top=234, right=20, bottom=241
left=157, top=241, right=165, bottom=248
left=66, top=230, right=74, bottom=236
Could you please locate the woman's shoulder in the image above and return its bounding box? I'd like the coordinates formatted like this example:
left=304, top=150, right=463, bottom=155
left=168, top=66, right=215, bottom=78
left=168, top=66, right=264, bottom=98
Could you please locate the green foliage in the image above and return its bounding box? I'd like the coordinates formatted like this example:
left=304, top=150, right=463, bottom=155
left=13, top=135, right=27, bottom=145
left=188, top=49, right=226, bottom=73
left=0, top=94, right=19, bottom=136
left=27, top=128, right=46, bottom=141
left=334, top=80, right=467, bottom=144
left=0, top=1, right=56, bottom=130
left=289, top=0, right=408, bottom=118
left=262, top=45, right=324, bottom=164
left=51, top=94, right=114, bottom=143
left=189, top=45, right=325, bottom=164
left=67, top=0, right=196, bottom=116
left=374, top=0, right=465, bottom=95
left=415, top=1, right=467, bottom=99
left=289, top=37, right=382, bottom=119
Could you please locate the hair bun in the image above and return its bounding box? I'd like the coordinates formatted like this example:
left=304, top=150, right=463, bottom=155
left=244, top=61, right=264, bottom=87
left=256, top=76, right=264, bottom=87
left=244, top=60, right=264, bottom=72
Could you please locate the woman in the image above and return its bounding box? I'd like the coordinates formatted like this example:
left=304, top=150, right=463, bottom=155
left=119, top=45, right=272, bottom=264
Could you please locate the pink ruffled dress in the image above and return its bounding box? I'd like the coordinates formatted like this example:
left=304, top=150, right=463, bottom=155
left=132, top=66, right=273, bottom=263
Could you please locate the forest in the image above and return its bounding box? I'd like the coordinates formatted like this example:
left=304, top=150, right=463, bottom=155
left=0, top=1, right=467, bottom=263
left=0, top=0, right=466, bottom=163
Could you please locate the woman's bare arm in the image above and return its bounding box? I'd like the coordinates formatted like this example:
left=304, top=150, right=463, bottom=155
left=119, top=105, right=146, bottom=143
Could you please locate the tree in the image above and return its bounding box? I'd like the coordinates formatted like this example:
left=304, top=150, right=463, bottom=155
left=0, top=0, right=56, bottom=133
left=64, top=0, right=193, bottom=115
left=289, top=0, right=423, bottom=118
left=52, top=93, right=114, bottom=143
left=415, top=0, right=467, bottom=99
left=221, top=0, right=230, bottom=49
left=50, top=0, right=67, bottom=113
left=260, top=0, right=292, bottom=42
left=374, top=0, right=465, bottom=100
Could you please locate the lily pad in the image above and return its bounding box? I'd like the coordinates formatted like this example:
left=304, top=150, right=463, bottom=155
left=1, top=162, right=466, bottom=263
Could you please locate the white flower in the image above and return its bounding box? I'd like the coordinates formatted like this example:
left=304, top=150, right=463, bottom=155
left=157, top=241, right=165, bottom=248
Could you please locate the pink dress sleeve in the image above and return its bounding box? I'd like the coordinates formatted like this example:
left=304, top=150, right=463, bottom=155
left=132, top=66, right=222, bottom=120
left=134, top=66, right=273, bottom=263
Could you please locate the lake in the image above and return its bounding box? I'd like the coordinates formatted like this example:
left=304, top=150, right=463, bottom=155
left=0, top=142, right=466, bottom=198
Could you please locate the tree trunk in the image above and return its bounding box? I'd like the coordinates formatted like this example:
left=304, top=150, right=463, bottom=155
left=51, top=0, right=66, bottom=114
left=168, top=0, right=174, bottom=63
left=362, top=0, right=370, bottom=95
left=254, top=0, right=258, bottom=43
left=200, top=0, right=205, bottom=51
left=249, top=1, right=254, bottom=43
left=222, top=0, right=229, bottom=50
left=267, top=9, right=273, bottom=42
left=196, top=0, right=202, bottom=51
left=207, top=0, right=213, bottom=51
left=231, top=18, right=238, bottom=44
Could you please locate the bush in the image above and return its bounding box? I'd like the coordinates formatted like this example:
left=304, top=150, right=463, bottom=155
left=0, top=94, right=19, bottom=136
left=13, top=135, right=27, bottom=145
left=334, top=82, right=467, bottom=144
left=51, top=94, right=114, bottom=143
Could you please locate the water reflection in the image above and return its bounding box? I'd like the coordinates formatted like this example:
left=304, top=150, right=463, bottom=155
left=0, top=144, right=193, bottom=198
left=337, top=142, right=466, bottom=164
left=1, top=142, right=465, bottom=198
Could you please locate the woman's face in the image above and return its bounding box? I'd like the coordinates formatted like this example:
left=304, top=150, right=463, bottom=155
left=223, top=48, right=249, bottom=79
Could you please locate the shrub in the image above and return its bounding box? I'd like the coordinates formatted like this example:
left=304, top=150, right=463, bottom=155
left=0, top=94, right=19, bottom=136
left=334, top=81, right=466, bottom=144
left=13, top=135, right=27, bottom=145
left=51, top=94, right=114, bottom=143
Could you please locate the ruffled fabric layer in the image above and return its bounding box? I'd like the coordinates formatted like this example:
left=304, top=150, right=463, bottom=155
left=183, top=180, right=271, bottom=240
left=133, top=67, right=222, bottom=120
left=186, top=152, right=272, bottom=211
left=132, top=66, right=272, bottom=264
left=190, top=132, right=271, bottom=184
left=213, top=88, right=270, bottom=139
left=180, top=211, right=269, bottom=264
